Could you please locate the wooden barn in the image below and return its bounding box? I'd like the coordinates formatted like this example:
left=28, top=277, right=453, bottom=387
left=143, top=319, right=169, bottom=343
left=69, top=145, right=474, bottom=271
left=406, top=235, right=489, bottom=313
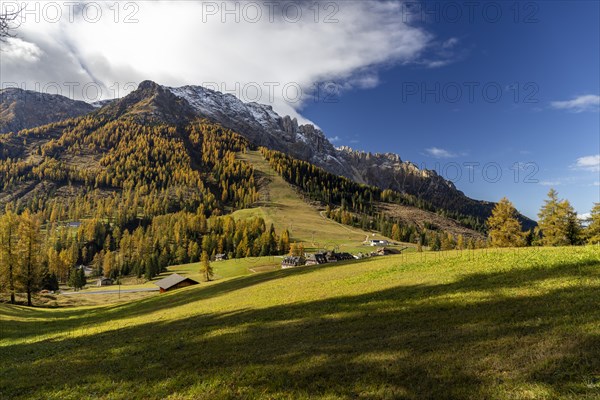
left=96, top=277, right=113, bottom=287
left=154, top=274, right=199, bottom=293
left=281, top=256, right=306, bottom=268
left=305, top=253, right=327, bottom=266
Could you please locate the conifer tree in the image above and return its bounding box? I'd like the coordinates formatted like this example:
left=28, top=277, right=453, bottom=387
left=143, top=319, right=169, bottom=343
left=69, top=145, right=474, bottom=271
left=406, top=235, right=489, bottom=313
left=68, top=267, right=82, bottom=291
left=0, top=210, right=19, bottom=303
left=586, top=203, right=600, bottom=244
left=487, top=197, right=525, bottom=247
left=200, top=251, right=213, bottom=281
left=103, top=250, right=114, bottom=278
left=79, top=267, right=87, bottom=288
left=279, top=229, right=290, bottom=254
left=456, top=234, right=465, bottom=250
left=538, top=189, right=580, bottom=246
left=16, top=210, right=42, bottom=306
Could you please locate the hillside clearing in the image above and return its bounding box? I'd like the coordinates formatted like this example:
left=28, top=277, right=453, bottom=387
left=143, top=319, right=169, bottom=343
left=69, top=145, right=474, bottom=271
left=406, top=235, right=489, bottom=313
left=1, top=246, right=599, bottom=399
left=377, top=202, right=484, bottom=239
left=234, top=151, right=395, bottom=252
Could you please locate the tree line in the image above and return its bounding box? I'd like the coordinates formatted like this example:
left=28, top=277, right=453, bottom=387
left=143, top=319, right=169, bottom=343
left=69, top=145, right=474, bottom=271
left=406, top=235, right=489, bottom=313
left=487, top=189, right=598, bottom=247
left=0, top=118, right=287, bottom=305
left=260, top=147, right=486, bottom=239
left=0, top=207, right=289, bottom=306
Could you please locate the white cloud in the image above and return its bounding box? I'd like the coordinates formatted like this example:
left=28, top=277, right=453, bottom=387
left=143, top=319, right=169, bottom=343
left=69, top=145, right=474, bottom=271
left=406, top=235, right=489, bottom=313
left=329, top=136, right=341, bottom=143
left=2, top=38, right=43, bottom=63
left=551, top=95, right=600, bottom=113
left=539, top=181, right=561, bottom=186
left=573, top=154, right=600, bottom=172
left=425, top=60, right=452, bottom=68
left=418, top=37, right=463, bottom=68
left=0, top=1, right=435, bottom=123
left=594, top=181, right=600, bottom=186
left=442, top=37, right=459, bottom=49
left=579, top=213, right=591, bottom=221
left=425, top=147, right=457, bottom=158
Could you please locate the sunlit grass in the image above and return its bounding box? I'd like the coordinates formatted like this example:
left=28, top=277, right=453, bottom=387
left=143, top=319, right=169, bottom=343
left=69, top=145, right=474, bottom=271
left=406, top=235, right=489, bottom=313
left=1, top=246, right=599, bottom=399
left=234, top=151, right=397, bottom=252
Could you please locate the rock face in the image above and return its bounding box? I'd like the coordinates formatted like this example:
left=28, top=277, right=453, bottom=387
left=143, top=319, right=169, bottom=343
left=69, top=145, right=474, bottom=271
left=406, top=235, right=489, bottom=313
left=0, top=88, right=96, bottom=134
left=164, top=82, right=528, bottom=225
left=0, top=81, right=535, bottom=227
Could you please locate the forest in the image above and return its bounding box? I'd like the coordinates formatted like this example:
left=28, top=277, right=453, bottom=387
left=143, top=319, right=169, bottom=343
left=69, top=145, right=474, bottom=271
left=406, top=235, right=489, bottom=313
left=0, top=115, right=597, bottom=307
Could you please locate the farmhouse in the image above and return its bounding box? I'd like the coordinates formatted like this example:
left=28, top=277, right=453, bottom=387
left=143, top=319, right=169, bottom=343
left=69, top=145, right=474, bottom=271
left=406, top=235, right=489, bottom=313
left=281, top=256, right=305, bottom=268
left=369, top=239, right=390, bottom=247
left=371, top=247, right=391, bottom=256
left=96, top=277, right=113, bottom=287
left=336, top=252, right=355, bottom=261
left=305, top=253, right=327, bottom=266
left=324, top=251, right=339, bottom=263
left=76, top=265, right=94, bottom=277
left=215, top=253, right=228, bottom=261
left=154, top=274, right=199, bottom=293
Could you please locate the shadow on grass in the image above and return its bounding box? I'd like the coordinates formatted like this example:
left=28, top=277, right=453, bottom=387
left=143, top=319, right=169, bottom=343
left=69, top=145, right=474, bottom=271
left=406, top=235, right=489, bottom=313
left=1, top=255, right=597, bottom=341
left=0, top=258, right=381, bottom=340
left=1, top=257, right=599, bottom=399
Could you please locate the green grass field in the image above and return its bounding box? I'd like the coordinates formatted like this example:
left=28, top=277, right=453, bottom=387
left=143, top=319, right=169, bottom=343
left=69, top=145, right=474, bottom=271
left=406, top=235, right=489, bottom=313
left=1, top=246, right=599, bottom=399
left=168, top=255, right=282, bottom=281
left=234, top=151, right=397, bottom=253
left=55, top=256, right=280, bottom=294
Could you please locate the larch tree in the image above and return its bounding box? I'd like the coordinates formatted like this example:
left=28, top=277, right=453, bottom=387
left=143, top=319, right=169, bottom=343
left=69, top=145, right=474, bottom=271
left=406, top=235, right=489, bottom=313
left=200, top=251, right=213, bottom=281
left=538, top=189, right=580, bottom=246
left=16, top=210, right=42, bottom=306
left=103, top=250, right=114, bottom=278
left=456, top=234, right=465, bottom=250
left=0, top=210, right=19, bottom=304
left=487, top=197, right=525, bottom=247
left=585, top=203, right=600, bottom=244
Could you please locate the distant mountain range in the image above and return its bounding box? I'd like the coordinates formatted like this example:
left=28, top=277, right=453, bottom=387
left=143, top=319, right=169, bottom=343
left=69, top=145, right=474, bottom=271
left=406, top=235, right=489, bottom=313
left=0, top=82, right=535, bottom=228
left=0, top=88, right=96, bottom=134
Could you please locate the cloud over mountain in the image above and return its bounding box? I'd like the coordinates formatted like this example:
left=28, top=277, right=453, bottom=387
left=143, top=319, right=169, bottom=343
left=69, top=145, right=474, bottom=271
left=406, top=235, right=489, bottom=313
left=0, top=0, right=433, bottom=123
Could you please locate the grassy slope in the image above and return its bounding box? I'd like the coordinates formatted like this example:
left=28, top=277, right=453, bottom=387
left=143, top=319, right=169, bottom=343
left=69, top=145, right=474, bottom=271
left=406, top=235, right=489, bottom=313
left=1, top=246, right=599, bottom=399
left=233, top=151, right=395, bottom=253
left=81, top=256, right=282, bottom=289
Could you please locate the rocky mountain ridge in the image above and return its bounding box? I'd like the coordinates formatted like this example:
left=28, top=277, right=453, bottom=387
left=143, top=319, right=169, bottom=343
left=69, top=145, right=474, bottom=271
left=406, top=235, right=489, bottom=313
left=0, top=88, right=95, bottom=134
left=0, top=82, right=535, bottom=228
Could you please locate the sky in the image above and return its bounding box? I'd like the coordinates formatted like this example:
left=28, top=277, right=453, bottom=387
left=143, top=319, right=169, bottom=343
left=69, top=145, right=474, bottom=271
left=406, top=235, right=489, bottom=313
left=1, top=0, right=598, bottom=219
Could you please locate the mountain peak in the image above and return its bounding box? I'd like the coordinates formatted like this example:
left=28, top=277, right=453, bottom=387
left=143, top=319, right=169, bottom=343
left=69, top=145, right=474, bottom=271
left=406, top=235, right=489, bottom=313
left=137, top=80, right=161, bottom=91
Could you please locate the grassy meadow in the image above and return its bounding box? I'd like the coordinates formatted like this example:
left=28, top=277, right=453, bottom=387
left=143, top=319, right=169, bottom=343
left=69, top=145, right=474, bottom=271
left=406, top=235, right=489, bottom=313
left=1, top=246, right=599, bottom=399
left=234, top=151, right=397, bottom=253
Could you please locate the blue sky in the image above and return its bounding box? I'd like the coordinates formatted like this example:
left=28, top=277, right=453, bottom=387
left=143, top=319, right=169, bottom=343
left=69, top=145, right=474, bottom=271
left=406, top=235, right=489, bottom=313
left=2, top=0, right=598, bottom=220
left=301, top=1, right=600, bottom=219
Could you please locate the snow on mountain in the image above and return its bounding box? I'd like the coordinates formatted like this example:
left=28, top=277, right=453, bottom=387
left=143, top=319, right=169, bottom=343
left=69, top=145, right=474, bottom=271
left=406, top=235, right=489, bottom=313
left=165, top=83, right=457, bottom=185
left=167, top=84, right=345, bottom=171
left=162, top=82, right=526, bottom=224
